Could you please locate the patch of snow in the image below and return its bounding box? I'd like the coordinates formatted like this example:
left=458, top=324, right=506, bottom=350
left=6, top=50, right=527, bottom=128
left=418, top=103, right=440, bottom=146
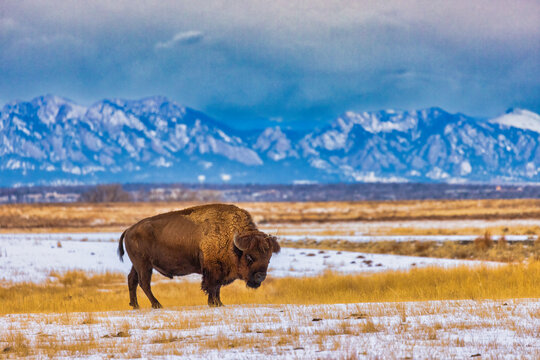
left=81, top=131, right=103, bottom=152
left=350, top=171, right=408, bottom=183
left=292, top=180, right=318, bottom=185
left=0, top=233, right=503, bottom=284
left=254, top=127, right=296, bottom=161
left=209, top=140, right=263, bottom=166
left=343, top=110, right=418, bottom=133
left=154, top=117, right=168, bottom=130
left=269, top=248, right=498, bottom=277
left=320, top=130, right=347, bottom=150
left=217, top=129, right=231, bottom=143
left=279, top=234, right=532, bottom=243
left=490, top=108, right=540, bottom=133
left=12, top=116, right=30, bottom=135
left=0, top=235, right=130, bottom=283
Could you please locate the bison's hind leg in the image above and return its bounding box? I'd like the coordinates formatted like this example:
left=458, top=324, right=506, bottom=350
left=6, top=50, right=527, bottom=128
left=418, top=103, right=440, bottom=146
left=128, top=266, right=139, bottom=309
left=137, top=263, right=163, bottom=309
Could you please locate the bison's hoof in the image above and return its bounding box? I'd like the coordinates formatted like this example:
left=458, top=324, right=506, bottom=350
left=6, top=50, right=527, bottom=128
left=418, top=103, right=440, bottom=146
left=152, top=303, right=163, bottom=309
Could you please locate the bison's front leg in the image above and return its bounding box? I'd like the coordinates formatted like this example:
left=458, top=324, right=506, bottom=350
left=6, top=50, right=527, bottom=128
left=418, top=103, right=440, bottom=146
left=201, top=271, right=224, bottom=307
left=208, top=286, right=223, bottom=307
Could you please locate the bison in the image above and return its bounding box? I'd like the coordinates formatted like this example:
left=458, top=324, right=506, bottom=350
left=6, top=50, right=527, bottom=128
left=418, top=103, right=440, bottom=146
left=117, top=203, right=280, bottom=308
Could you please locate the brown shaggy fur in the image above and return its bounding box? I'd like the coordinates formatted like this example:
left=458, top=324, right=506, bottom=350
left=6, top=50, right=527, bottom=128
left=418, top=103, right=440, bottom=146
left=118, top=203, right=280, bottom=308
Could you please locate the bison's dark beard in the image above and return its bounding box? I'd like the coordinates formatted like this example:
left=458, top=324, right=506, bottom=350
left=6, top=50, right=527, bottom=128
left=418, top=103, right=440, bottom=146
left=246, top=280, right=261, bottom=289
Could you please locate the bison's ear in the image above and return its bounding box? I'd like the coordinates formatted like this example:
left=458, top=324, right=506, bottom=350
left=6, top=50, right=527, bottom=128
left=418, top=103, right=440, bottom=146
left=233, top=234, right=251, bottom=252
left=268, top=235, right=281, bottom=254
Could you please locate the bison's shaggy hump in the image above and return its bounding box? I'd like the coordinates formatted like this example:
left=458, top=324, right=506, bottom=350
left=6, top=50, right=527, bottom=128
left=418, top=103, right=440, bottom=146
left=185, top=204, right=258, bottom=266
left=118, top=203, right=280, bottom=308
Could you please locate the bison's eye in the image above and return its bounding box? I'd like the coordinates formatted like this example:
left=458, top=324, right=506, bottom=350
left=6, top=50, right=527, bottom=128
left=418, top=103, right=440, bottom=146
left=246, top=254, right=254, bottom=265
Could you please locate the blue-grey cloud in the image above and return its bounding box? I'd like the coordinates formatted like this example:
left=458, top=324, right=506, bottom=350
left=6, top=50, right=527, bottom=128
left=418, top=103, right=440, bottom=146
left=0, top=0, right=539, bottom=128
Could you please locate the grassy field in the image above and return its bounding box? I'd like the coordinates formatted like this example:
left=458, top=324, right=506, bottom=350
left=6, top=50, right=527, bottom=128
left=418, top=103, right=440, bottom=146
left=1, top=262, right=538, bottom=314
left=0, top=264, right=538, bottom=358
left=280, top=236, right=540, bottom=262
left=379, top=224, right=540, bottom=236
left=1, top=199, right=540, bottom=232
left=1, top=200, right=539, bottom=358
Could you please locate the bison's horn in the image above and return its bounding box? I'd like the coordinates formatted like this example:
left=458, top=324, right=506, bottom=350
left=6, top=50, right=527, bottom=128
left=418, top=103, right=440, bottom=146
left=233, top=234, right=248, bottom=251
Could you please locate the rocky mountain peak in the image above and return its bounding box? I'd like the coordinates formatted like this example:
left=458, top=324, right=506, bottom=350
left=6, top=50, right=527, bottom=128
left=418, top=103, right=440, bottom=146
left=1, top=96, right=539, bottom=185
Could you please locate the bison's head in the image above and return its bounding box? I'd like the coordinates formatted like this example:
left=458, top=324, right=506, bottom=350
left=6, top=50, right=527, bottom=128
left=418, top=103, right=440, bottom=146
left=233, top=231, right=280, bottom=288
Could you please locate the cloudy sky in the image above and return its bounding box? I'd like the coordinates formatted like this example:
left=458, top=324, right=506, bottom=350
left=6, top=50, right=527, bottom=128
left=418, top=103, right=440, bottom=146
left=1, top=0, right=539, bottom=129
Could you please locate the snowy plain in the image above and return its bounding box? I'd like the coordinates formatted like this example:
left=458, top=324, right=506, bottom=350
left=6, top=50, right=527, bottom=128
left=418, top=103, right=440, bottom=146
left=260, top=218, right=540, bottom=236
left=0, top=299, right=538, bottom=359
left=0, top=232, right=536, bottom=359
left=0, top=233, right=499, bottom=284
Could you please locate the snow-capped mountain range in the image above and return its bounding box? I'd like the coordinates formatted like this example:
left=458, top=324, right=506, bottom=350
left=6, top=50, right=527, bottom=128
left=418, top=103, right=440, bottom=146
left=1, top=95, right=539, bottom=186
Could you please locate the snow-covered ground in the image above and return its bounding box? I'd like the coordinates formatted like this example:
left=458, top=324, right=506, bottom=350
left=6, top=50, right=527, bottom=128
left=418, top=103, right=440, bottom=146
left=260, top=218, right=540, bottom=236
left=280, top=234, right=532, bottom=242
left=1, top=230, right=534, bottom=245
left=0, top=299, right=538, bottom=359
left=268, top=248, right=498, bottom=278
left=0, top=232, right=535, bottom=359
left=0, top=233, right=498, bottom=284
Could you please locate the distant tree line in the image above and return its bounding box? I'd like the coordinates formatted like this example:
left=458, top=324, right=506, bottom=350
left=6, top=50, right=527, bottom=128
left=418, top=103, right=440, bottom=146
left=78, top=184, right=223, bottom=202
left=79, top=184, right=132, bottom=202
left=1, top=182, right=540, bottom=204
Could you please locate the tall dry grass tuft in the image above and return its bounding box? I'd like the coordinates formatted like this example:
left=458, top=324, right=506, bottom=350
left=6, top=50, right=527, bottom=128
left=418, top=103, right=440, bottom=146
left=1, top=330, right=30, bottom=357
left=0, top=262, right=539, bottom=314
left=359, top=318, right=379, bottom=333
left=497, top=235, right=507, bottom=248
left=474, top=231, right=493, bottom=251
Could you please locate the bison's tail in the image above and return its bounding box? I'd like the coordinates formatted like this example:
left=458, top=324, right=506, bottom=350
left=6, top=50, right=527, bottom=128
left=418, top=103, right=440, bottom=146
left=118, top=230, right=127, bottom=262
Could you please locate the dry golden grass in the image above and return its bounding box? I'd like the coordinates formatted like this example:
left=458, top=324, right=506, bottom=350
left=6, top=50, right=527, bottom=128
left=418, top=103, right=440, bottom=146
left=1, top=262, right=538, bottom=314
left=0, top=202, right=201, bottom=232
left=380, top=224, right=540, bottom=236
left=280, top=236, right=540, bottom=262
left=2, top=199, right=540, bottom=232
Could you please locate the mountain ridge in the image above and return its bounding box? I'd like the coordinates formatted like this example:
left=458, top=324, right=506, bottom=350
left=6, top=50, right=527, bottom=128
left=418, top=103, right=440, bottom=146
left=1, top=96, right=539, bottom=186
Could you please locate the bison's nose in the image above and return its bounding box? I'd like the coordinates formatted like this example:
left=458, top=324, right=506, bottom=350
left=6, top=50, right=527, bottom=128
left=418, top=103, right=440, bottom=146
left=254, top=272, right=266, bottom=283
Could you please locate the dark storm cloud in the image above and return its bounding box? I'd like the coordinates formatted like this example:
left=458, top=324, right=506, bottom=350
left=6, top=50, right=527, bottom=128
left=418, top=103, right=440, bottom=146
left=0, top=0, right=539, bottom=128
